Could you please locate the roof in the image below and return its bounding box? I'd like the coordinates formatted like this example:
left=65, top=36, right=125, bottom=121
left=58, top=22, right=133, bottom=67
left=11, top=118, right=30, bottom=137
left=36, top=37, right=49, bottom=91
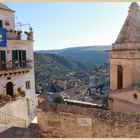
left=0, top=3, right=15, bottom=12
left=109, top=86, right=140, bottom=106
left=37, top=92, right=53, bottom=99
left=115, top=2, right=140, bottom=44
left=64, top=99, right=103, bottom=107
left=109, top=86, right=140, bottom=95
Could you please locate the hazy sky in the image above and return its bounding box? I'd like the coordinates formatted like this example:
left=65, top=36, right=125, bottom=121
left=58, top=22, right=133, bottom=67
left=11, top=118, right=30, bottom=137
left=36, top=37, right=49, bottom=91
left=3, top=2, right=133, bottom=50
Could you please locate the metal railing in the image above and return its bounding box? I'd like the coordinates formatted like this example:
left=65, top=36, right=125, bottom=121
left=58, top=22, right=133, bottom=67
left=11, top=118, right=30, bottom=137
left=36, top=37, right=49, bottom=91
left=7, top=30, right=33, bottom=41
left=0, top=60, right=32, bottom=71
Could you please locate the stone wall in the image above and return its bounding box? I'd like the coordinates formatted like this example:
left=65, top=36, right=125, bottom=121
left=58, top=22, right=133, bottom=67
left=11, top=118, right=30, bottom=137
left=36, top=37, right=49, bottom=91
left=37, top=103, right=140, bottom=138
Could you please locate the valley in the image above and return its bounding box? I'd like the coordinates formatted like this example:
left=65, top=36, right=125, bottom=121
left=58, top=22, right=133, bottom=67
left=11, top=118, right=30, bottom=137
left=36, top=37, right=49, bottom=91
left=34, top=45, right=111, bottom=105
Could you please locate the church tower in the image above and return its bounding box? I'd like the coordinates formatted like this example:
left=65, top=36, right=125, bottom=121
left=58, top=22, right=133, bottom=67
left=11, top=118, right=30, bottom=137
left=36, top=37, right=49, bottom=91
left=106, top=2, right=140, bottom=113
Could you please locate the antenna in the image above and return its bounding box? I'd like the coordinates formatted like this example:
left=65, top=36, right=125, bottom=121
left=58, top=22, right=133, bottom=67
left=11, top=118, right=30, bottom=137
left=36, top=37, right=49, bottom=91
left=15, top=22, right=31, bottom=30
left=15, top=17, right=31, bottom=30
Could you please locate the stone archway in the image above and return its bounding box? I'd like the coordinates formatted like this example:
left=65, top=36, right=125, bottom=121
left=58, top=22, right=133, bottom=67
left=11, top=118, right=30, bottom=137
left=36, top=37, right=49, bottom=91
left=6, top=82, right=14, bottom=97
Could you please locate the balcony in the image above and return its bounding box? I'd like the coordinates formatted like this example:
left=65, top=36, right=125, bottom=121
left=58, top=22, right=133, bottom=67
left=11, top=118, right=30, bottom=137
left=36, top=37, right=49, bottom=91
left=0, top=60, right=33, bottom=77
left=7, top=29, right=33, bottom=41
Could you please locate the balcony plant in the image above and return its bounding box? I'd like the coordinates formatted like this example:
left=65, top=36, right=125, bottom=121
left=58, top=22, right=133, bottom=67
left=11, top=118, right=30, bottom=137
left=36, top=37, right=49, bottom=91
left=20, top=91, right=25, bottom=97
left=24, top=30, right=33, bottom=40
left=9, top=29, right=13, bottom=33
left=13, top=61, right=18, bottom=69
left=0, top=60, right=6, bottom=71
left=17, top=30, right=22, bottom=34
left=0, top=60, right=5, bottom=65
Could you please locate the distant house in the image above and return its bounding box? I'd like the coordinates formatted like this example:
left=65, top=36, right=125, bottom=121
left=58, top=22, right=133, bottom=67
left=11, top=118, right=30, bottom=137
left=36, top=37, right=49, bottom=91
left=0, top=3, right=37, bottom=128
left=37, top=92, right=53, bottom=104
left=106, top=2, right=140, bottom=113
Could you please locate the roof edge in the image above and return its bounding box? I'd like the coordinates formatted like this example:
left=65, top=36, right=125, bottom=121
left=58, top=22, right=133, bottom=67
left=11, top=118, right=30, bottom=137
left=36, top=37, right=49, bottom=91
left=0, top=7, right=15, bottom=12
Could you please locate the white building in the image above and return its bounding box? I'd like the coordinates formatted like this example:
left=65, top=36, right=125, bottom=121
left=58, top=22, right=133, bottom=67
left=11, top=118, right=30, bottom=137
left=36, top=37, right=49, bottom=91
left=0, top=3, right=37, bottom=127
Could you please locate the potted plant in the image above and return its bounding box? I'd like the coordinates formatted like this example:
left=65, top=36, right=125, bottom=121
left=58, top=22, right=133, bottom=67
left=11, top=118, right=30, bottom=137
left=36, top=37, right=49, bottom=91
left=16, top=87, right=26, bottom=99
left=9, top=29, right=13, bottom=33
left=20, top=90, right=25, bottom=97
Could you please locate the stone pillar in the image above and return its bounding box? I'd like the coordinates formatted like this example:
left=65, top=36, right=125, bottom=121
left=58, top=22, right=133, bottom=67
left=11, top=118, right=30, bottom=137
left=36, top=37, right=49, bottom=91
left=110, top=61, right=117, bottom=90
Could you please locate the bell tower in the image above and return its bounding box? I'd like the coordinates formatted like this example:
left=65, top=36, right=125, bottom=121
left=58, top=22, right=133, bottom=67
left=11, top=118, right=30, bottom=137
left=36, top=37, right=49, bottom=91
left=107, top=2, right=140, bottom=90
left=106, top=2, right=140, bottom=113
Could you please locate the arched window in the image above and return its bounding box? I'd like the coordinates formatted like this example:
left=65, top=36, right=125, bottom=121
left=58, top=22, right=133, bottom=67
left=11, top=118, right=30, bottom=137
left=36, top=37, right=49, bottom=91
left=117, top=65, right=123, bottom=89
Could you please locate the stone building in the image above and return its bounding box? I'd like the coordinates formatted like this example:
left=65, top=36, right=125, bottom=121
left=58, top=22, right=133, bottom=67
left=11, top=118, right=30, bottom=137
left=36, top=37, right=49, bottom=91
left=106, top=2, right=140, bottom=113
left=0, top=3, right=37, bottom=127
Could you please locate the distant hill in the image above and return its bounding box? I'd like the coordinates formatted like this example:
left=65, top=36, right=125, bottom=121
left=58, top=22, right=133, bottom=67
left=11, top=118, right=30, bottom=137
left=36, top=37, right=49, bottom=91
left=34, top=53, right=96, bottom=90
left=34, top=45, right=111, bottom=91
left=36, top=45, right=111, bottom=65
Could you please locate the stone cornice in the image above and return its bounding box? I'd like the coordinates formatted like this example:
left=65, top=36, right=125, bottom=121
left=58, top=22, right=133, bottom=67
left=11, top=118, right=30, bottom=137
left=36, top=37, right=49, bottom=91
left=109, top=96, right=140, bottom=108
left=106, top=49, right=140, bottom=59
left=112, top=43, right=140, bottom=50
left=109, top=87, right=140, bottom=95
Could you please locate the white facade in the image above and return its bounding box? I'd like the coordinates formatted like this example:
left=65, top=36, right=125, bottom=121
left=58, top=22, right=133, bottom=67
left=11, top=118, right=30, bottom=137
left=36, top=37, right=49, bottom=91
left=0, top=4, right=37, bottom=127
left=0, top=9, right=14, bottom=30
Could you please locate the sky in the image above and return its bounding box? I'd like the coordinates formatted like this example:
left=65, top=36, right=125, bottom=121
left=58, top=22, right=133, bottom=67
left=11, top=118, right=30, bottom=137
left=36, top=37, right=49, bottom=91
left=3, top=2, right=133, bottom=50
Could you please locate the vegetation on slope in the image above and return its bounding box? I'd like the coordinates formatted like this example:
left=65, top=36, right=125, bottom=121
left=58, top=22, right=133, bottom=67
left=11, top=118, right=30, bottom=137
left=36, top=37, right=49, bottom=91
left=34, top=53, right=96, bottom=91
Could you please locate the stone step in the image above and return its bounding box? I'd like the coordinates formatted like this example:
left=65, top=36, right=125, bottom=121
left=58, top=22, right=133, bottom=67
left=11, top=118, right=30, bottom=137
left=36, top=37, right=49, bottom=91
left=0, top=124, right=11, bottom=133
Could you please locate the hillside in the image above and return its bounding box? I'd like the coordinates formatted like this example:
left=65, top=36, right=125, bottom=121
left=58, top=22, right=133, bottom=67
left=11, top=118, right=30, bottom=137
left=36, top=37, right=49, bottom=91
left=34, top=53, right=96, bottom=91
left=34, top=45, right=111, bottom=92
left=36, top=45, right=111, bottom=65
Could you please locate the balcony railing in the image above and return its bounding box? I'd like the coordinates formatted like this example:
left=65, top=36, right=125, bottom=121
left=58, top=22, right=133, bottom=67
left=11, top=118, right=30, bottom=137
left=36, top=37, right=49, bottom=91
left=0, top=60, right=32, bottom=71
left=7, top=29, right=33, bottom=41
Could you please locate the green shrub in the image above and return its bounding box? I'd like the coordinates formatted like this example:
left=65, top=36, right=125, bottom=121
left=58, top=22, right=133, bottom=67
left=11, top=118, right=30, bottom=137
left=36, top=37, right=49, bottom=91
left=53, top=96, right=63, bottom=104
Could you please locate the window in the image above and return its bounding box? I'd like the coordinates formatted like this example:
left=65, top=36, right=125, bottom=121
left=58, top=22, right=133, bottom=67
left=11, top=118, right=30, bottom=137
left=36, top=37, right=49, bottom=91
left=0, top=51, right=6, bottom=70
left=12, top=50, right=27, bottom=67
left=0, top=20, right=3, bottom=28
left=7, top=77, right=11, bottom=80
left=26, top=98, right=30, bottom=116
left=133, top=94, right=138, bottom=99
left=117, top=65, right=123, bottom=89
left=26, top=81, right=31, bottom=89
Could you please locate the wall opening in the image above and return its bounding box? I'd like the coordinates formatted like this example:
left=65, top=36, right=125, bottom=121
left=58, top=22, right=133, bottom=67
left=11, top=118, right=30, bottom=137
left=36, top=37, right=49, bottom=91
left=117, top=65, right=123, bottom=89
left=6, top=82, right=14, bottom=97
left=0, top=20, right=3, bottom=28
left=26, top=98, right=30, bottom=116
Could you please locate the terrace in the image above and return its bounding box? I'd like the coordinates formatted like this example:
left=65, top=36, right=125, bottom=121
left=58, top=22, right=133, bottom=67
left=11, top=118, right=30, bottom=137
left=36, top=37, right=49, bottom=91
left=7, top=28, right=33, bottom=41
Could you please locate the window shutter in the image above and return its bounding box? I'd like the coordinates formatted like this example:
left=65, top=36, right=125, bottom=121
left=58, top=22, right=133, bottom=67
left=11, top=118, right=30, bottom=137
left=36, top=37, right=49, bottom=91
left=22, top=50, right=26, bottom=67
left=12, top=50, right=18, bottom=67
left=12, top=50, right=18, bottom=62
left=1, top=51, right=6, bottom=62
left=22, top=50, right=26, bottom=61
left=0, top=20, right=3, bottom=28
left=0, top=51, right=6, bottom=70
